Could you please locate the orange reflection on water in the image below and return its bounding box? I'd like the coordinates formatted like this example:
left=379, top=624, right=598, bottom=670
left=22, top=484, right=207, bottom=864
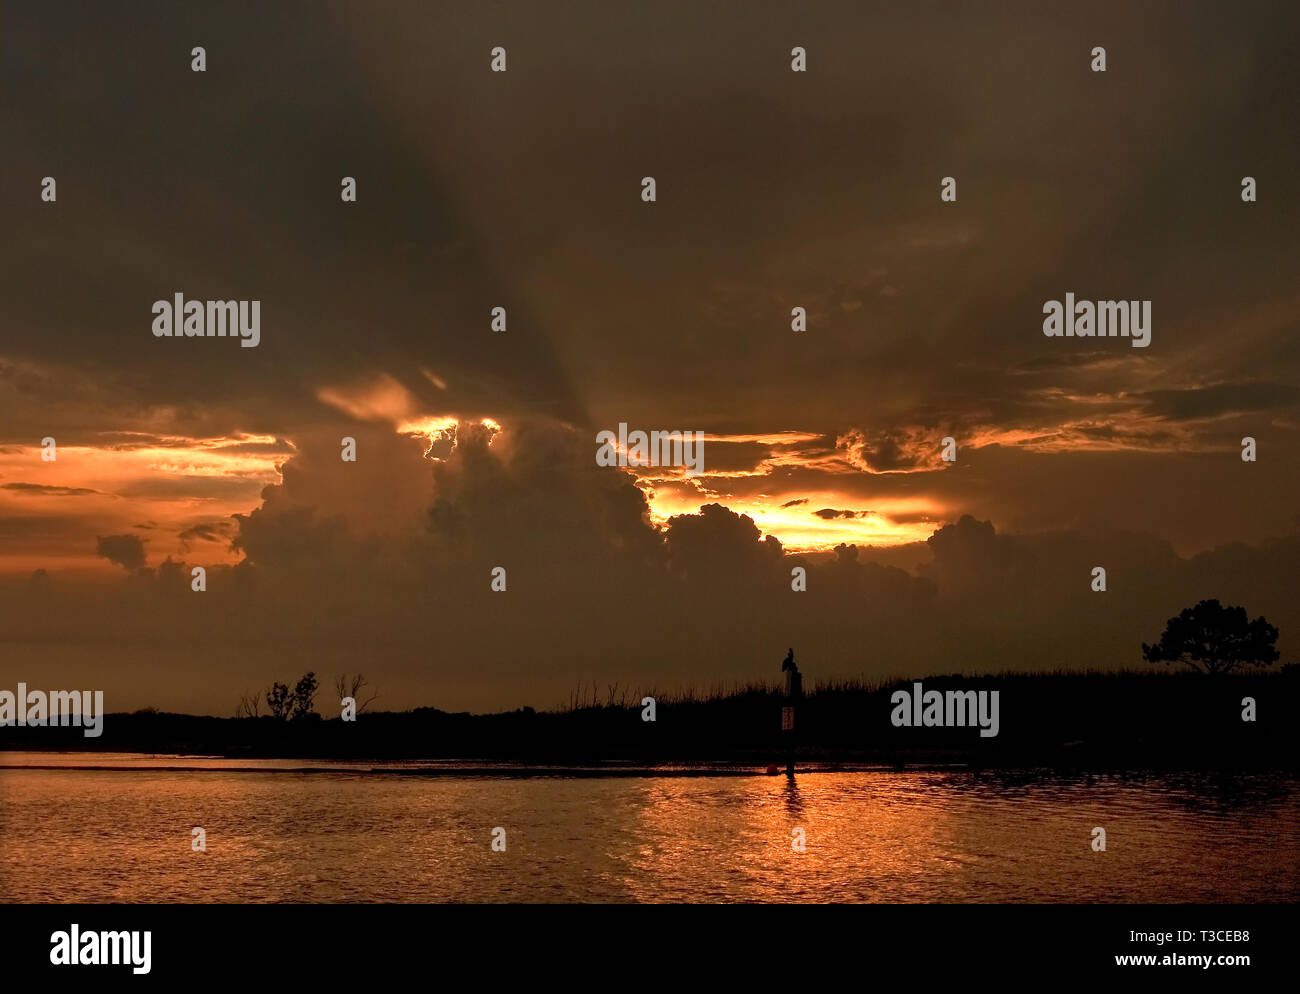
left=616, top=773, right=959, bottom=902
left=2, top=759, right=1295, bottom=903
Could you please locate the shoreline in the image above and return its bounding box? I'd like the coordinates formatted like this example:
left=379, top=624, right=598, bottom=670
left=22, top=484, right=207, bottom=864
left=0, top=761, right=957, bottom=777
left=4, top=760, right=1296, bottom=777
left=2, top=670, right=1293, bottom=773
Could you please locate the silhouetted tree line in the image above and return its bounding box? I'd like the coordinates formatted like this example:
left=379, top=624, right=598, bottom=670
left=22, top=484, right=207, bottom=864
left=235, top=672, right=378, bottom=721
left=1143, top=599, right=1279, bottom=675
left=235, top=672, right=319, bottom=721
left=11, top=601, right=1290, bottom=769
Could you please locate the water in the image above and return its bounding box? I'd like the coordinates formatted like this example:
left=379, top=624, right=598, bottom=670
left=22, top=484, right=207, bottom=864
left=2, top=753, right=1296, bottom=902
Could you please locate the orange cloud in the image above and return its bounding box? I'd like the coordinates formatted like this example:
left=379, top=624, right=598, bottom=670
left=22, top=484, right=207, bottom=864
left=317, top=374, right=420, bottom=423
left=0, top=435, right=284, bottom=575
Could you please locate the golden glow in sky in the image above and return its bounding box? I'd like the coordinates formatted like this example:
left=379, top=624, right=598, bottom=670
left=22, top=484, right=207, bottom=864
left=642, top=484, right=941, bottom=551
left=0, top=415, right=947, bottom=577
left=0, top=434, right=285, bottom=574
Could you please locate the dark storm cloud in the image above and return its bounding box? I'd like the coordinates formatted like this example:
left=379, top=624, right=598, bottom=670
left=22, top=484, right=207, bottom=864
left=4, top=1, right=1295, bottom=449
left=1135, top=382, right=1300, bottom=421
left=2, top=420, right=1296, bottom=715
left=1, top=482, right=100, bottom=496
left=838, top=429, right=942, bottom=474
left=813, top=508, right=868, bottom=520
left=178, top=520, right=235, bottom=546
left=95, top=533, right=147, bottom=571
left=1, top=2, right=1297, bottom=713
left=687, top=440, right=773, bottom=475
left=1, top=2, right=585, bottom=436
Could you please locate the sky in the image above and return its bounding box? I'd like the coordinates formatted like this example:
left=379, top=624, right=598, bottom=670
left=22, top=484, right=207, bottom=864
left=1, top=1, right=1297, bottom=713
